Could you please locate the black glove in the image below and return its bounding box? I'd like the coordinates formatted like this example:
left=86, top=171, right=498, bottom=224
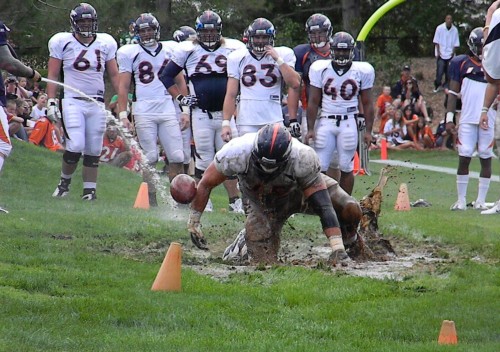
left=288, top=119, right=301, bottom=138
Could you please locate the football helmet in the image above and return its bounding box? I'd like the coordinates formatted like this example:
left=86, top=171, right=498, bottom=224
left=306, top=14, right=332, bottom=48
left=467, top=27, right=484, bottom=60
left=252, top=123, right=292, bottom=175
left=70, top=3, right=98, bottom=38
left=135, top=13, right=160, bottom=47
left=173, top=26, right=196, bottom=42
left=195, top=10, right=222, bottom=50
left=247, top=18, right=275, bottom=56
left=330, top=31, right=355, bottom=66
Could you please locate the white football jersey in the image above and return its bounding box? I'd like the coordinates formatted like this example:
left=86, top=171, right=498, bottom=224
left=117, top=41, right=178, bottom=114
left=227, top=47, right=296, bottom=126
left=48, top=32, right=117, bottom=98
left=309, top=60, right=375, bottom=115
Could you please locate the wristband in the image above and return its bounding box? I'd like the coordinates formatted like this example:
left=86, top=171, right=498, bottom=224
left=275, top=57, right=285, bottom=66
left=481, top=107, right=489, bottom=113
left=179, top=105, right=190, bottom=114
left=445, top=111, right=455, bottom=124
left=119, top=111, right=128, bottom=120
left=221, top=120, right=231, bottom=127
left=48, top=98, right=57, bottom=106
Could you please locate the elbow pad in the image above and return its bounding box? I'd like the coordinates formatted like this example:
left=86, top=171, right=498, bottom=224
left=308, top=188, right=340, bottom=229
left=158, top=61, right=183, bottom=89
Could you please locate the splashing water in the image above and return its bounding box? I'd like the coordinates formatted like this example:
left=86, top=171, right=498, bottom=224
left=41, top=78, right=173, bottom=206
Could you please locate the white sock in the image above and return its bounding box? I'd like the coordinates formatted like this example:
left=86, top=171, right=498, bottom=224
left=456, top=174, right=469, bottom=204
left=476, top=177, right=491, bottom=204
left=0, top=156, right=4, bottom=173
left=83, top=182, right=96, bottom=189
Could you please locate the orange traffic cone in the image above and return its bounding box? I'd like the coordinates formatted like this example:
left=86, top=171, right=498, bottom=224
left=133, top=182, right=150, bottom=209
left=353, top=151, right=365, bottom=175
left=394, top=183, right=411, bottom=211
left=151, top=242, right=182, bottom=292
left=438, top=320, right=458, bottom=345
left=380, top=138, right=388, bottom=160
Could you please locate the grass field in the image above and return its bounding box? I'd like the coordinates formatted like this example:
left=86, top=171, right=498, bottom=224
left=0, top=141, right=498, bottom=351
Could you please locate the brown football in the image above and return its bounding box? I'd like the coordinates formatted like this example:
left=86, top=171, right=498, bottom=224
left=170, top=174, right=197, bottom=204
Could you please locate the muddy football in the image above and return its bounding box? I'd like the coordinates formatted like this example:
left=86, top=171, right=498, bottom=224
left=170, top=174, right=197, bottom=204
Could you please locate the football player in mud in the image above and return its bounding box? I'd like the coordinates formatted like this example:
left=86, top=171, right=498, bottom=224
left=446, top=28, right=496, bottom=211
left=117, top=13, right=188, bottom=206
left=187, top=123, right=362, bottom=265
left=221, top=17, right=300, bottom=139
left=48, top=3, right=119, bottom=201
left=159, top=10, right=245, bottom=213
left=479, top=1, right=500, bottom=215
left=305, top=31, right=375, bottom=195
left=99, top=122, right=131, bottom=168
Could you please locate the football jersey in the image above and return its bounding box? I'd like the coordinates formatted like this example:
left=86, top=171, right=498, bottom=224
left=48, top=32, right=117, bottom=99
left=117, top=41, right=177, bottom=114
left=449, top=54, right=495, bottom=124
left=28, top=117, right=63, bottom=152
left=0, top=20, right=9, bottom=107
left=171, top=38, right=245, bottom=112
left=214, top=133, right=321, bottom=207
left=100, top=135, right=127, bottom=162
left=227, top=46, right=296, bottom=125
left=309, top=60, right=375, bottom=115
left=483, top=8, right=500, bottom=79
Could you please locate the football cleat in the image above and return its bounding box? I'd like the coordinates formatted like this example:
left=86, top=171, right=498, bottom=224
left=204, top=199, right=213, bottom=212
left=81, top=188, right=97, bottom=201
left=450, top=201, right=466, bottom=211
left=481, top=201, right=500, bottom=215
left=0, top=206, right=9, bottom=214
left=329, top=248, right=351, bottom=265
left=472, top=201, right=489, bottom=210
left=223, top=229, right=248, bottom=262
left=52, top=178, right=71, bottom=198
left=228, top=198, right=245, bottom=214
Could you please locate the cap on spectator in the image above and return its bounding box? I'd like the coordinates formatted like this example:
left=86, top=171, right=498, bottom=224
left=403, top=65, right=411, bottom=71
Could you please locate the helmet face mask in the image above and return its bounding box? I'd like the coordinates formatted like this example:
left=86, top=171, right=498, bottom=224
left=330, top=31, right=355, bottom=66
left=306, top=14, right=332, bottom=49
left=135, top=13, right=160, bottom=47
left=252, top=124, right=292, bottom=176
left=468, top=27, right=484, bottom=60
left=195, top=11, right=222, bottom=50
left=247, top=18, right=275, bottom=56
left=70, top=3, right=98, bottom=38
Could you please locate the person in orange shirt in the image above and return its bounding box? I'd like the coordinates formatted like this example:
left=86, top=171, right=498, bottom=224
left=416, top=116, right=436, bottom=149
left=378, top=103, right=395, bottom=134
left=99, top=123, right=131, bottom=168
left=375, top=86, right=393, bottom=121
left=29, top=116, right=64, bottom=152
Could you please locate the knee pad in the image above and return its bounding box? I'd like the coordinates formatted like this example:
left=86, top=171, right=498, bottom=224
left=194, top=167, right=205, bottom=180
left=63, top=151, right=82, bottom=165
left=83, top=154, right=100, bottom=168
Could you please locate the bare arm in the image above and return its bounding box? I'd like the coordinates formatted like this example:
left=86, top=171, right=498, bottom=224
left=117, top=71, right=132, bottom=127
left=306, top=85, right=321, bottom=132
left=106, top=59, right=120, bottom=96
left=287, top=84, right=301, bottom=120
left=360, top=88, right=375, bottom=140
left=0, top=45, right=39, bottom=81
left=221, top=77, right=240, bottom=142
left=46, top=57, right=62, bottom=99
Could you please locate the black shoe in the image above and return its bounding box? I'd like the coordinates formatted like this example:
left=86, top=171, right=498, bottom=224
left=82, top=188, right=97, bottom=201
left=52, top=178, right=71, bottom=198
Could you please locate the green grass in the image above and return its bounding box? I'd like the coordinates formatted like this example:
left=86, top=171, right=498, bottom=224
left=0, top=142, right=499, bottom=351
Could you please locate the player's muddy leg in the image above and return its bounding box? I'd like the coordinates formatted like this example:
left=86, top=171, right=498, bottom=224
left=245, top=204, right=282, bottom=264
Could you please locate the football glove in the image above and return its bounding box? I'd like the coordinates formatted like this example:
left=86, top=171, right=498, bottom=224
left=357, top=114, right=366, bottom=132
left=187, top=210, right=208, bottom=250
left=47, top=99, right=61, bottom=123
left=176, top=94, right=198, bottom=108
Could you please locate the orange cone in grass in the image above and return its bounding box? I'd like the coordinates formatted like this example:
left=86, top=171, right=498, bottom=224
left=151, top=242, right=182, bottom=292
left=353, top=151, right=365, bottom=175
left=133, top=182, right=150, bottom=209
left=380, top=138, right=388, bottom=160
left=394, top=183, right=411, bottom=211
left=438, top=320, right=458, bottom=345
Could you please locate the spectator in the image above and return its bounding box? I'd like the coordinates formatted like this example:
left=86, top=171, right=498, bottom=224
left=99, top=122, right=131, bottom=167
left=402, top=105, right=419, bottom=143
left=13, top=98, right=31, bottom=139
left=434, top=119, right=455, bottom=150
left=375, top=86, right=393, bottom=121
left=30, top=93, right=47, bottom=122
left=416, top=116, right=436, bottom=149
left=433, top=14, right=460, bottom=92
left=119, top=20, right=139, bottom=47
left=17, top=77, right=33, bottom=100
left=383, top=109, right=421, bottom=150
left=28, top=116, right=64, bottom=152
left=402, top=78, right=431, bottom=122
left=378, top=103, right=396, bottom=135
left=5, top=99, right=25, bottom=138
left=391, top=65, right=414, bottom=100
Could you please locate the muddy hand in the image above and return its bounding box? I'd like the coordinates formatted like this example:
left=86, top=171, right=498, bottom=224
left=190, top=232, right=208, bottom=250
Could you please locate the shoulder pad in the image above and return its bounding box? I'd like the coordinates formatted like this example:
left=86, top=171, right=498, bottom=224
left=178, top=40, right=195, bottom=52
left=223, top=38, right=246, bottom=50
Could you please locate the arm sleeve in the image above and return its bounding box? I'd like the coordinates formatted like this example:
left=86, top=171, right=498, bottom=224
left=158, top=60, right=184, bottom=90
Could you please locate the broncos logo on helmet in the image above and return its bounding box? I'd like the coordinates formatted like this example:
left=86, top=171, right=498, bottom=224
left=468, top=27, right=484, bottom=60
left=195, top=10, right=222, bottom=50
left=173, top=26, right=196, bottom=43
left=247, top=18, right=275, bottom=56
left=70, top=3, right=98, bottom=38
